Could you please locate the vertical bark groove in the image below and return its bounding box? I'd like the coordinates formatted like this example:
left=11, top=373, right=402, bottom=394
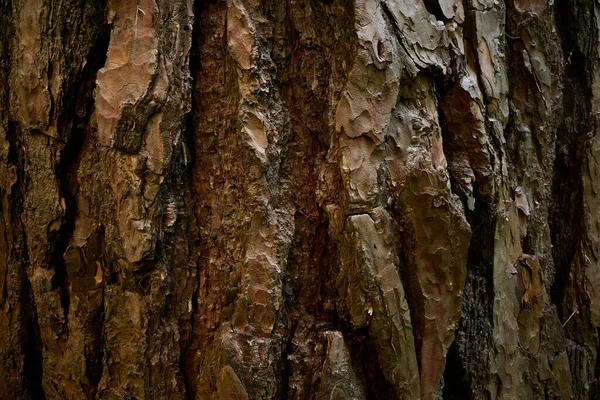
left=4, top=0, right=600, bottom=398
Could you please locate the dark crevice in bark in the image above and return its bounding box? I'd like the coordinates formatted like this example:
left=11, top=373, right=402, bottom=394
left=85, top=291, right=105, bottom=397
left=314, top=221, right=339, bottom=322
left=549, top=0, right=589, bottom=318
left=596, top=331, right=600, bottom=376
left=445, top=172, right=496, bottom=394
left=436, top=81, right=495, bottom=396
left=52, top=18, right=111, bottom=322
left=183, top=111, right=196, bottom=170
left=595, top=329, right=600, bottom=397
left=52, top=22, right=110, bottom=397
left=347, top=329, right=398, bottom=400
left=180, top=234, right=202, bottom=400
left=179, top=122, right=200, bottom=400
left=179, top=1, right=204, bottom=398
left=156, top=100, right=197, bottom=400
left=8, top=120, right=45, bottom=399
left=453, top=188, right=496, bottom=395
left=442, top=339, right=469, bottom=399
left=2, top=1, right=43, bottom=392
left=393, top=213, right=422, bottom=373
left=463, top=191, right=496, bottom=297
left=78, top=26, right=112, bottom=398
left=23, top=278, right=45, bottom=400
left=422, top=0, right=448, bottom=22
left=275, top=1, right=358, bottom=393
left=549, top=1, right=597, bottom=393
left=548, top=153, right=580, bottom=314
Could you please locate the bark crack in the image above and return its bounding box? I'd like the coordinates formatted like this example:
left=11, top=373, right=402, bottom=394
left=52, top=20, right=111, bottom=323
left=8, top=120, right=45, bottom=399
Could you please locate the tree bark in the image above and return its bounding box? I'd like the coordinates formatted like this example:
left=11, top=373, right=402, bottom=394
left=1, top=0, right=600, bottom=398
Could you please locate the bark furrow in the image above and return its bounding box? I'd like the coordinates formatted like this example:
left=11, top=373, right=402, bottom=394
left=2, top=0, right=600, bottom=399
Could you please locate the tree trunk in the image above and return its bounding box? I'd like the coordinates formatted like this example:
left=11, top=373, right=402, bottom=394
left=1, top=0, right=599, bottom=398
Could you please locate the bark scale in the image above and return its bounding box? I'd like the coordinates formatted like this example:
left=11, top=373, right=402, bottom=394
left=1, top=0, right=599, bottom=399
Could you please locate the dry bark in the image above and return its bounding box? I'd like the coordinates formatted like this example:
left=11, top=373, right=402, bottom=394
left=1, top=0, right=600, bottom=398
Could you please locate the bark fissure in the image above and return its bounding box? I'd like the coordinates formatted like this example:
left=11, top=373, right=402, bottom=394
left=549, top=0, right=589, bottom=316
left=23, top=278, right=45, bottom=400
left=178, top=2, right=202, bottom=395
left=53, top=13, right=111, bottom=330
left=8, top=121, right=45, bottom=399
left=5, top=0, right=600, bottom=398
left=441, top=339, right=469, bottom=399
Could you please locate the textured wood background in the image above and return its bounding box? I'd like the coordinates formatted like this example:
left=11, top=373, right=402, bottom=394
left=0, top=0, right=599, bottom=398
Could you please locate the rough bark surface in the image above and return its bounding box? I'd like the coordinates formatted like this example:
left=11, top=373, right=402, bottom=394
left=1, top=0, right=600, bottom=399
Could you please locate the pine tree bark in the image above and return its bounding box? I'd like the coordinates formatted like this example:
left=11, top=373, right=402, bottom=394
left=1, top=0, right=600, bottom=398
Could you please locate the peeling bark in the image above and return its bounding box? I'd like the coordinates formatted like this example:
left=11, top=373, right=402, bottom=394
left=2, top=0, right=600, bottom=398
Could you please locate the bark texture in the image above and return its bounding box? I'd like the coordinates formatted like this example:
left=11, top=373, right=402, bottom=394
left=1, top=0, right=600, bottom=398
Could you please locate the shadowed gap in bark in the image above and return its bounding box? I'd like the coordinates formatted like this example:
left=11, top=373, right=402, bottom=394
left=441, top=340, right=469, bottom=399
left=347, top=327, right=399, bottom=400
left=52, top=19, right=111, bottom=320
left=23, top=277, right=44, bottom=400
left=436, top=71, right=496, bottom=396
left=595, top=330, right=600, bottom=396
left=451, top=184, right=497, bottom=395
left=422, top=0, right=448, bottom=22
left=5, top=0, right=600, bottom=397
left=275, top=0, right=357, bottom=392
left=391, top=200, right=422, bottom=374
left=56, top=16, right=110, bottom=394
left=179, top=0, right=213, bottom=397
left=1, top=2, right=43, bottom=395
left=84, top=230, right=106, bottom=396
left=180, top=106, right=199, bottom=400
left=549, top=0, right=589, bottom=317
left=8, top=120, right=45, bottom=399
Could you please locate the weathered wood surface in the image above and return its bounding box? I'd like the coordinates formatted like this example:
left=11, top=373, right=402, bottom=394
left=1, top=0, right=600, bottom=398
